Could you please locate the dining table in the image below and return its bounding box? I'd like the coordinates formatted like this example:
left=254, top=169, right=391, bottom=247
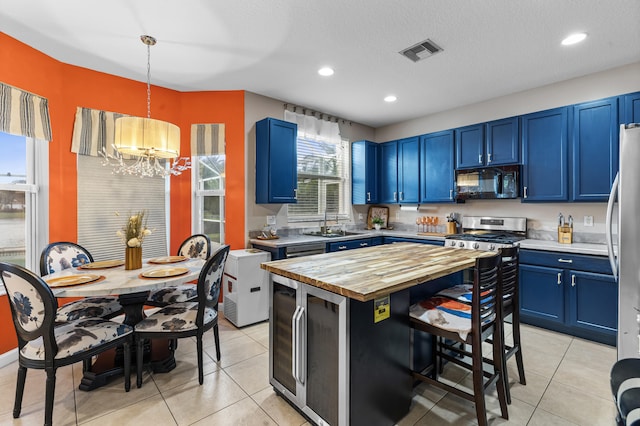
left=45, top=256, right=206, bottom=391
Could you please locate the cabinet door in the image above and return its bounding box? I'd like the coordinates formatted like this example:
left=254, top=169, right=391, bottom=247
left=623, top=91, right=640, bottom=124
left=420, top=130, right=455, bottom=203
left=351, top=141, right=379, bottom=204
left=521, top=107, right=569, bottom=201
left=380, top=141, right=398, bottom=203
left=568, top=270, right=618, bottom=336
left=455, top=124, right=484, bottom=169
left=486, top=117, right=520, bottom=166
left=398, top=136, right=420, bottom=203
left=572, top=98, right=619, bottom=201
left=519, top=264, right=565, bottom=324
left=256, top=118, right=298, bottom=203
left=328, top=238, right=372, bottom=252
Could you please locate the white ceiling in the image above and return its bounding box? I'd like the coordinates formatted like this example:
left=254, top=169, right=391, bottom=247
left=1, top=0, right=639, bottom=128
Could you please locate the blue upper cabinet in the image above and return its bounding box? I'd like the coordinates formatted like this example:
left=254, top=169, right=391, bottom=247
left=571, top=97, right=619, bottom=201
left=486, top=117, right=520, bottom=166
left=380, top=141, right=398, bottom=203
left=420, top=130, right=455, bottom=203
left=521, top=107, right=569, bottom=201
left=351, top=141, right=379, bottom=204
left=623, top=91, right=640, bottom=124
left=456, top=119, right=519, bottom=169
left=455, top=124, right=484, bottom=169
left=255, top=118, right=298, bottom=204
left=398, top=136, right=420, bottom=203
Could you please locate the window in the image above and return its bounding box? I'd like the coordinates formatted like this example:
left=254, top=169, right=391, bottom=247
left=193, top=154, right=225, bottom=244
left=285, top=111, right=350, bottom=221
left=0, top=132, right=48, bottom=272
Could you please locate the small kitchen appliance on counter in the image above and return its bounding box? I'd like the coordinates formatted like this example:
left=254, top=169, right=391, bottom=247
left=223, top=249, right=271, bottom=327
left=445, top=216, right=527, bottom=252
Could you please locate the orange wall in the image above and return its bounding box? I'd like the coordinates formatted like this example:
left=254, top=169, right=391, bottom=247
left=0, top=33, right=245, bottom=354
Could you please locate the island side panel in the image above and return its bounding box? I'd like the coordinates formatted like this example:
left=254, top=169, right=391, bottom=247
left=349, top=289, right=412, bottom=426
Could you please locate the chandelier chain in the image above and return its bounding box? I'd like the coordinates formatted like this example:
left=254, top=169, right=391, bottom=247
left=146, top=42, right=151, bottom=119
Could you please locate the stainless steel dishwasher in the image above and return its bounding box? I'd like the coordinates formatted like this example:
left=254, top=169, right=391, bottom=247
left=284, top=242, right=326, bottom=258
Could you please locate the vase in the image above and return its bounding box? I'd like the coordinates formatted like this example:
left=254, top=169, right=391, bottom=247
left=374, top=224, right=381, bottom=230
left=125, top=246, right=142, bottom=270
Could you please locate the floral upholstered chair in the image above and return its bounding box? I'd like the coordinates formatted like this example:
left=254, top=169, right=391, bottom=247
left=135, top=245, right=230, bottom=387
left=0, top=262, right=133, bottom=426
left=40, top=242, right=123, bottom=322
left=145, top=234, right=214, bottom=307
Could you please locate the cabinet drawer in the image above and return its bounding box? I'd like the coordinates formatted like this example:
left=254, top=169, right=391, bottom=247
left=328, top=238, right=372, bottom=252
left=520, top=249, right=613, bottom=274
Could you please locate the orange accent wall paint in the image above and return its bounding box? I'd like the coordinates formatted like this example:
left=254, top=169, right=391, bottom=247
left=0, top=33, right=245, bottom=354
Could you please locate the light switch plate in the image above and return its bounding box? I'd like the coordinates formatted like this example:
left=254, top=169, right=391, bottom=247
left=358, top=213, right=363, bottom=220
left=266, top=215, right=276, bottom=225
left=584, top=215, right=594, bottom=227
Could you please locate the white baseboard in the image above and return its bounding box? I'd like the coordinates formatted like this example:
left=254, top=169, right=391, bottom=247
left=0, top=348, right=18, bottom=368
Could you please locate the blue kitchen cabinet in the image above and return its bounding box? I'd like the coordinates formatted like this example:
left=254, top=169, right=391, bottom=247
left=623, top=91, right=640, bottom=124
left=255, top=118, right=298, bottom=204
left=486, top=117, right=520, bottom=166
left=380, top=141, right=398, bottom=203
left=420, top=130, right=455, bottom=203
left=456, top=119, right=520, bottom=169
left=380, top=137, right=420, bottom=203
left=397, top=136, right=420, bottom=203
left=327, top=238, right=374, bottom=252
left=383, top=237, right=443, bottom=246
left=519, top=249, right=617, bottom=345
left=455, top=124, right=484, bottom=169
left=571, top=97, right=619, bottom=201
left=521, top=107, right=569, bottom=201
left=351, top=141, right=379, bottom=204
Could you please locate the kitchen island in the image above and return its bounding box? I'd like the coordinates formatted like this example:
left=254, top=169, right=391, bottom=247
left=261, top=243, right=494, bottom=426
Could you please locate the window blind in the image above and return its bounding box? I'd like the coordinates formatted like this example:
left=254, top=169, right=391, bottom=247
left=77, top=156, right=168, bottom=261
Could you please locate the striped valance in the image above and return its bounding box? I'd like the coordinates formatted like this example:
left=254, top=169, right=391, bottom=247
left=71, top=107, right=129, bottom=157
left=0, top=82, right=52, bottom=141
left=191, top=123, right=225, bottom=156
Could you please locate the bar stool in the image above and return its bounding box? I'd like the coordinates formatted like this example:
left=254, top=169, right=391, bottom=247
left=611, top=358, right=640, bottom=426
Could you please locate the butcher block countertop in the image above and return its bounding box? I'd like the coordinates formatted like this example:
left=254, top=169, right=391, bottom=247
left=261, top=242, right=495, bottom=302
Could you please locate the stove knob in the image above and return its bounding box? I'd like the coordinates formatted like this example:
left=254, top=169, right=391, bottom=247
left=489, top=244, right=496, bottom=251
left=458, top=242, right=465, bottom=248
left=450, top=241, right=457, bottom=247
left=472, top=242, right=480, bottom=250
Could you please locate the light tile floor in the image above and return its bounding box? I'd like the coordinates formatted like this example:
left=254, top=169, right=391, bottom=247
left=0, top=314, right=618, bottom=425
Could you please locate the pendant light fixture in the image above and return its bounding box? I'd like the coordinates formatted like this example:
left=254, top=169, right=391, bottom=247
left=105, top=35, right=190, bottom=177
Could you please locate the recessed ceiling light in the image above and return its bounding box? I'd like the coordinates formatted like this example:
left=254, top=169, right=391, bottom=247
left=384, top=95, right=397, bottom=103
left=318, top=67, right=334, bottom=76
left=561, top=32, right=587, bottom=46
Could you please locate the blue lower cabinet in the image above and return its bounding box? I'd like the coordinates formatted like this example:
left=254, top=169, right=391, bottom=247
left=383, top=237, right=444, bottom=246
left=327, top=238, right=373, bottom=252
left=519, top=249, right=617, bottom=345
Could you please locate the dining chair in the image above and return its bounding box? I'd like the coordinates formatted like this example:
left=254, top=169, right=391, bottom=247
left=409, top=253, right=508, bottom=426
left=135, top=244, right=230, bottom=387
left=0, top=262, right=133, bottom=426
left=145, top=234, right=214, bottom=307
left=40, top=241, right=124, bottom=322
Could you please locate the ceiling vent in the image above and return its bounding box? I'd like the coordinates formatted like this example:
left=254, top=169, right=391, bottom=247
left=399, top=39, right=443, bottom=63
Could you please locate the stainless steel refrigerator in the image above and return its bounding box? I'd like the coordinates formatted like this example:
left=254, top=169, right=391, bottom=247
left=607, top=123, right=640, bottom=360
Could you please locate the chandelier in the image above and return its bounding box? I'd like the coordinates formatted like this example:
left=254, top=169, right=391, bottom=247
left=101, top=35, right=190, bottom=177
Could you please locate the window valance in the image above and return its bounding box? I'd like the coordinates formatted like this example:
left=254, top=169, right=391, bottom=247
left=0, top=82, right=52, bottom=141
left=71, top=107, right=128, bottom=157
left=191, top=123, right=225, bottom=156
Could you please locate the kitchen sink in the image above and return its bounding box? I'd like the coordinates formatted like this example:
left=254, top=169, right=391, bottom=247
left=303, top=231, right=362, bottom=238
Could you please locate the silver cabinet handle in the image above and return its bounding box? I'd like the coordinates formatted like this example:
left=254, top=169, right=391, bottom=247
left=338, top=245, right=347, bottom=250
left=571, top=274, right=576, bottom=287
left=294, top=188, right=298, bottom=200
left=449, top=189, right=453, bottom=200
left=367, top=192, right=371, bottom=202
left=488, top=153, right=492, bottom=163
left=557, top=272, right=562, bottom=285
left=399, top=191, right=404, bottom=201
left=479, top=154, right=482, bottom=164
left=558, top=259, right=573, bottom=263
left=393, top=191, right=397, bottom=201
left=524, top=186, right=528, bottom=198
left=360, top=242, right=369, bottom=247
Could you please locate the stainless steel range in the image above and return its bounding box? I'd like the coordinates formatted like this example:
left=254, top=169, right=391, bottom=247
left=445, top=216, right=527, bottom=251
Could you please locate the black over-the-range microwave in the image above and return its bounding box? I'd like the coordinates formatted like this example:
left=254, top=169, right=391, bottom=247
left=455, top=165, right=520, bottom=201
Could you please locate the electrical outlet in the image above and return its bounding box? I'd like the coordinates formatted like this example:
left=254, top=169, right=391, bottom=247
left=584, top=215, right=594, bottom=227
left=266, top=215, right=276, bottom=225
left=358, top=213, right=363, bottom=220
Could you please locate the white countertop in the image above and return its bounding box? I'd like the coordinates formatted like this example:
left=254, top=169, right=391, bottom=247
left=250, top=230, right=612, bottom=257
